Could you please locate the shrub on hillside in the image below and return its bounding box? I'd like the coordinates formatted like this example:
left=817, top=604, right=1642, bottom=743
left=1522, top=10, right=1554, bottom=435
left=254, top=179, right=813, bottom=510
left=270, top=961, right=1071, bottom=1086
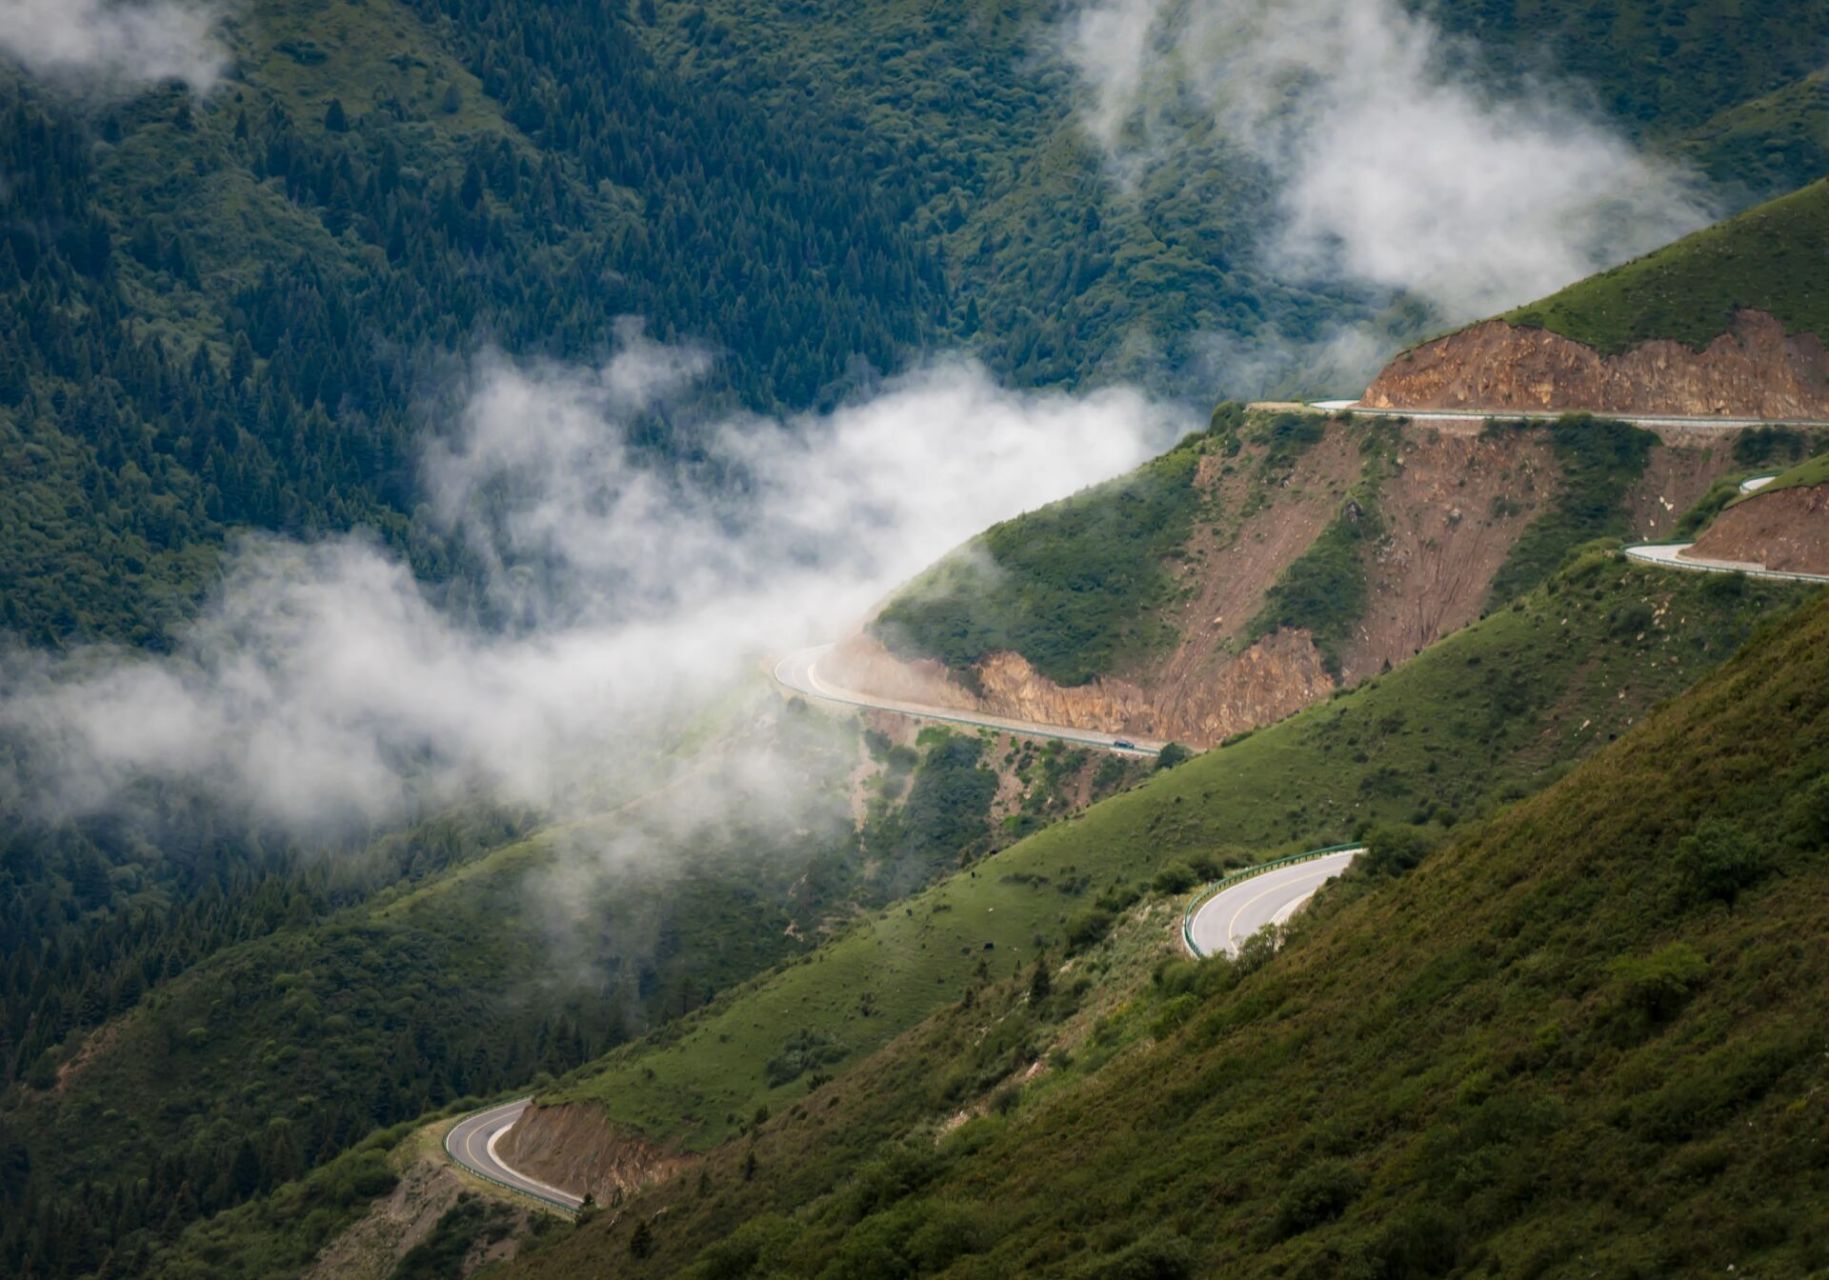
left=1272, top=1160, right=1365, bottom=1239
left=1151, top=862, right=1197, bottom=895
left=1065, top=906, right=1116, bottom=952
left=1154, top=742, right=1194, bottom=770
left=1608, top=942, right=1710, bottom=1041
left=1359, top=823, right=1437, bottom=878
left=1674, top=818, right=1766, bottom=906
left=1065, top=1228, right=1196, bottom=1280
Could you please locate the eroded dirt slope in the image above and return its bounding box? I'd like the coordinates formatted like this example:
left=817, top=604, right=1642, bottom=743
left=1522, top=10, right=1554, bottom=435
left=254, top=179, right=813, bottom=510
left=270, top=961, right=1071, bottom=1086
left=1362, top=311, right=1829, bottom=419
left=497, top=1101, right=691, bottom=1208
left=1344, top=426, right=1554, bottom=681
left=1688, top=483, right=1829, bottom=573
left=826, top=420, right=1743, bottom=746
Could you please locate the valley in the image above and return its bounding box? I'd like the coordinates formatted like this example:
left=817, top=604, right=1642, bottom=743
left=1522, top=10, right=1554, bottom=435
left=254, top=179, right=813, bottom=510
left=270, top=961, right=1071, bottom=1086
left=4, top=1, right=1829, bottom=1278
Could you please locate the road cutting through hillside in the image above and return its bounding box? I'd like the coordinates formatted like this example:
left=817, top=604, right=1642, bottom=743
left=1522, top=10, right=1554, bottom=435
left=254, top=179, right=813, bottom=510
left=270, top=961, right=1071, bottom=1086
left=1184, top=847, right=1364, bottom=959
left=773, top=644, right=1163, bottom=756
left=1623, top=542, right=1829, bottom=583
left=445, top=1098, right=584, bottom=1211
left=1298, top=400, right=1829, bottom=431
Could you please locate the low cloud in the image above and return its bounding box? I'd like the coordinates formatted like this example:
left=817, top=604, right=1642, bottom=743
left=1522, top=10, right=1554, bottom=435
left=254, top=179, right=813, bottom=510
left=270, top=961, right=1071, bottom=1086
left=0, top=338, right=1187, bottom=833
left=1063, top=0, right=1714, bottom=322
left=0, top=0, right=227, bottom=94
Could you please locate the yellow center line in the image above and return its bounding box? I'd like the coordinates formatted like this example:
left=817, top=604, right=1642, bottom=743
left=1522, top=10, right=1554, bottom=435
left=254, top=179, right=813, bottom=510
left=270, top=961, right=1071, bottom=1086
left=1223, top=863, right=1343, bottom=952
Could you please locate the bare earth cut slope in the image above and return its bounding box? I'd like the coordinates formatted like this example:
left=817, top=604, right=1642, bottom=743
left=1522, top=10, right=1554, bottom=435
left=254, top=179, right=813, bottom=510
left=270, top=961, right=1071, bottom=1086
left=496, top=1103, right=689, bottom=1208
left=1362, top=310, right=1829, bottom=419
left=1687, top=482, right=1829, bottom=574
left=829, top=412, right=1748, bottom=747
left=1365, top=178, right=1829, bottom=420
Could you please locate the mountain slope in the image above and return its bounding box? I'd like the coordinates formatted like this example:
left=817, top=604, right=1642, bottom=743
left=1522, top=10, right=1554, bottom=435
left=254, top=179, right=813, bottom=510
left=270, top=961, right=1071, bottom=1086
left=481, top=553, right=1806, bottom=1197
left=8, top=0, right=1829, bottom=647
left=1685, top=450, right=1829, bottom=574
left=1431, top=0, right=1829, bottom=192
left=851, top=407, right=1781, bottom=743
left=0, top=694, right=1071, bottom=1277
left=1501, top=178, right=1829, bottom=355
left=503, top=559, right=1829, bottom=1280
left=1363, top=180, right=1829, bottom=417
left=0, top=0, right=946, bottom=645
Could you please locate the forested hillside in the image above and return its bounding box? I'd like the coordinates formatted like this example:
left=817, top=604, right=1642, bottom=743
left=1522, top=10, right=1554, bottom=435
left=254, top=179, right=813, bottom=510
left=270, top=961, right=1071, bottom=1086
left=0, top=0, right=950, bottom=647
left=8, top=0, right=1829, bottom=648
left=0, top=694, right=1071, bottom=1277
left=1427, top=0, right=1829, bottom=192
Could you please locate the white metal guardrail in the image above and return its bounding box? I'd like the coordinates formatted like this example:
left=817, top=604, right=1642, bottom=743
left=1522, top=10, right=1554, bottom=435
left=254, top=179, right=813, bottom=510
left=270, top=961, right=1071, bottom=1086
left=443, top=1101, right=581, bottom=1215
left=1181, top=843, right=1366, bottom=958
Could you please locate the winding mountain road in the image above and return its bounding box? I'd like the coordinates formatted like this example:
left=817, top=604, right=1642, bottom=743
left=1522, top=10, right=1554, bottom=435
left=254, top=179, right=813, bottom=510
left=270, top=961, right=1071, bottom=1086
left=773, top=644, right=1163, bottom=756
left=445, top=1099, right=583, bottom=1211
left=1184, top=848, right=1364, bottom=959
left=1304, top=401, right=1829, bottom=431
left=1623, top=542, right=1829, bottom=584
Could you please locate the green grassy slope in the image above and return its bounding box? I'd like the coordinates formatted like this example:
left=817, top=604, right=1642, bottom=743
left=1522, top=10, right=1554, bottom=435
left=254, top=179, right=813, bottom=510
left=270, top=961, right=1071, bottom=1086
left=1485, top=416, right=1655, bottom=603
left=539, top=553, right=1812, bottom=1152
left=1748, top=450, right=1829, bottom=497
left=509, top=569, right=1829, bottom=1280
left=1502, top=179, right=1829, bottom=353
left=872, top=435, right=1208, bottom=687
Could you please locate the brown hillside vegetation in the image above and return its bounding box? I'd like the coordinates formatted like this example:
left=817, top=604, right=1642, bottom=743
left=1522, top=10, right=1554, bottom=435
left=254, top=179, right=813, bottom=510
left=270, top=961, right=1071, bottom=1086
left=833, top=419, right=1742, bottom=746
left=1362, top=311, right=1829, bottom=419
left=1688, top=483, right=1829, bottom=574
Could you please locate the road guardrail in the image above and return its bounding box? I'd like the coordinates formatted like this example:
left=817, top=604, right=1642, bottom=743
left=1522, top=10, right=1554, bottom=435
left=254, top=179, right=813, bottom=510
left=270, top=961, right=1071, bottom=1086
left=1622, top=544, right=1829, bottom=585
left=1181, top=843, right=1366, bottom=958
left=443, top=1102, right=581, bottom=1215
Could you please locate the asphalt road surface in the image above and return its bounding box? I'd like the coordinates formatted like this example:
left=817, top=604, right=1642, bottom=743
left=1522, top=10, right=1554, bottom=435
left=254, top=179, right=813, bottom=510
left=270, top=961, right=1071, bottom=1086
left=1304, top=401, right=1829, bottom=431
left=1623, top=542, right=1829, bottom=584
left=445, top=1098, right=584, bottom=1211
left=773, top=644, right=1163, bottom=756
left=1186, top=849, right=1363, bottom=959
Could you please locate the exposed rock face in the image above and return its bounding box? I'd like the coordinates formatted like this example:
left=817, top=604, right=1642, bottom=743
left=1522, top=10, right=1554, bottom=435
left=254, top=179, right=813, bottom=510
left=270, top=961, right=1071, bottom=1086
left=1687, top=484, right=1829, bottom=574
left=829, top=631, right=1332, bottom=748
left=496, top=1102, right=690, bottom=1207
left=1363, top=311, right=1829, bottom=419
left=973, top=632, right=1334, bottom=745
